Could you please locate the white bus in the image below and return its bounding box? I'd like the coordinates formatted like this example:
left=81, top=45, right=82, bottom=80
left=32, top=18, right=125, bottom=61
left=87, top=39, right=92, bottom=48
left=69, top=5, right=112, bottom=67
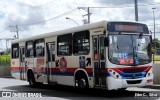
left=11, top=20, right=153, bottom=90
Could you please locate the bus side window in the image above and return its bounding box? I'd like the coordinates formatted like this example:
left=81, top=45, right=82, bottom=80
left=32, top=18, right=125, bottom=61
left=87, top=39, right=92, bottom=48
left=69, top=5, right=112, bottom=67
left=11, top=43, right=19, bottom=59
left=34, top=39, right=45, bottom=57
left=100, top=37, right=105, bottom=60
left=26, top=41, right=34, bottom=57
left=73, top=30, right=90, bottom=55
left=57, top=34, right=72, bottom=56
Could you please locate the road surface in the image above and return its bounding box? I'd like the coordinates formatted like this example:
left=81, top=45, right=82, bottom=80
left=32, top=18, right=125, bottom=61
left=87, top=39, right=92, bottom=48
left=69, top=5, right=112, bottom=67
left=0, top=77, right=159, bottom=100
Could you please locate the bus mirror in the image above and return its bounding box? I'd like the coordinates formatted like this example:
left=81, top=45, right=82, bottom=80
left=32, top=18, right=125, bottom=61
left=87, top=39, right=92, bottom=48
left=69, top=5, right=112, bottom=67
left=104, top=37, right=109, bottom=47
left=150, top=36, right=153, bottom=44
left=139, top=33, right=143, bottom=39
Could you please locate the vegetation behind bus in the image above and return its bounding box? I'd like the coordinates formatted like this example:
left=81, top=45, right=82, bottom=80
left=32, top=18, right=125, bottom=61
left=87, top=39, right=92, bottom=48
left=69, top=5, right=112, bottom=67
left=152, top=38, right=160, bottom=54
left=0, top=49, right=10, bottom=66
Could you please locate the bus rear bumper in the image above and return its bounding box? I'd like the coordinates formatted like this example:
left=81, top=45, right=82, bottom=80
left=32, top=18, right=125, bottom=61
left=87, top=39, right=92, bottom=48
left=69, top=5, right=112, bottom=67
left=107, top=76, right=153, bottom=90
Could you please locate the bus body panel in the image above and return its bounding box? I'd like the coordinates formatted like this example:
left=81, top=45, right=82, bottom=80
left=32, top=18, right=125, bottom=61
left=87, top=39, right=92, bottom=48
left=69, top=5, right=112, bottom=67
left=11, top=59, right=20, bottom=79
left=10, top=20, right=153, bottom=90
left=34, top=57, right=47, bottom=83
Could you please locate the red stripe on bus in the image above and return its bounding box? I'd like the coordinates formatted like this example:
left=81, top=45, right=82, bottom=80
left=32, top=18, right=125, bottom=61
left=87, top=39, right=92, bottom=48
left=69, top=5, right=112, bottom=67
left=11, top=67, right=28, bottom=71
left=11, top=67, right=93, bottom=73
left=106, top=66, right=152, bottom=73
left=48, top=68, right=92, bottom=73
left=11, top=67, right=20, bottom=71
left=85, top=68, right=92, bottom=73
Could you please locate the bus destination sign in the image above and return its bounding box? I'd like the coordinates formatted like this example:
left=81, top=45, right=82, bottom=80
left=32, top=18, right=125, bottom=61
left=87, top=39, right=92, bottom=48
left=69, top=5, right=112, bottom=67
left=115, top=25, right=143, bottom=32
left=107, top=22, right=149, bottom=33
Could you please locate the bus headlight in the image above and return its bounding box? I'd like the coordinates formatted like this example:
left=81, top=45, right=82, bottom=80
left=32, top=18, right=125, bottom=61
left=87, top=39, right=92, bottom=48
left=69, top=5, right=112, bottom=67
left=146, top=68, right=153, bottom=77
left=108, top=69, right=122, bottom=79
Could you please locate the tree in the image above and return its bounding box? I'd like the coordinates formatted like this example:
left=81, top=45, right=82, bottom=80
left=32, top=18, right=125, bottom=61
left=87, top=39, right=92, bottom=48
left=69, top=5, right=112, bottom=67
left=152, top=38, right=160, bottom=54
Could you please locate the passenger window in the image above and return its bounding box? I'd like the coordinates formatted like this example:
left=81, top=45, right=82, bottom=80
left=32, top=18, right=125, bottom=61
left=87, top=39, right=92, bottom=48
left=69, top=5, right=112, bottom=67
left=11, top=43, right=19, bottom=58
left=26, top=41, right=34, bottom=57
left=57, top=34, right=72, bottom=56
left=34, top=39, right=45, bottom=57
left=73, top=30, right=90, bottom=55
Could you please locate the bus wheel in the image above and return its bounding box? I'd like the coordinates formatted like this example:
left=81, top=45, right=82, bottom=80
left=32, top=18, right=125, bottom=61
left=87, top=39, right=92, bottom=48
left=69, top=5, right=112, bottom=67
left=78, top=78, right=88, bottom=89
left=28, top=73, right=36, bottom=87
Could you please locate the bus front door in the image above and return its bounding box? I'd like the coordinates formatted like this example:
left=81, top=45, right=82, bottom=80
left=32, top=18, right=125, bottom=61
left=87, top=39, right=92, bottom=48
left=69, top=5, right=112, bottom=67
left=93, top=36, right=106, bottom=87
left=46, top=43, right=56, bottom=83
left=20, top=47, right=26, bottom=80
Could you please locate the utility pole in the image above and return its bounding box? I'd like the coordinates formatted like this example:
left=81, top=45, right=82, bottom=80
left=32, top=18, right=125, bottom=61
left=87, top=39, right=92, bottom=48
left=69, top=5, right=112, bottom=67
left=135, top=0, right=138, bottom=21
left=152, top=8, right=156, bottom=39
left=87, top=7, right=90, bottom=23
left=9, top=25, right=19, bottom=39
left=151, top=8, right=156, bottom=63
left=78, top=7, right=92, bottom=24
left=15, top=25, right=19, bottom=39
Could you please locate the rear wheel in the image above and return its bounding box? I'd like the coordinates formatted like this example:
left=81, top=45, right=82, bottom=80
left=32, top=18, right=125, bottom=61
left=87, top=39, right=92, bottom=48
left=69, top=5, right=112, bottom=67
left=28, top=72, right=37, bottom=87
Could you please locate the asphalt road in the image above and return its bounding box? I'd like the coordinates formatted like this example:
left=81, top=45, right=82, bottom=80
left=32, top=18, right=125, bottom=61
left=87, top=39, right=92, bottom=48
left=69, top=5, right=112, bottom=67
left=0, top=77, right=160, bottom=100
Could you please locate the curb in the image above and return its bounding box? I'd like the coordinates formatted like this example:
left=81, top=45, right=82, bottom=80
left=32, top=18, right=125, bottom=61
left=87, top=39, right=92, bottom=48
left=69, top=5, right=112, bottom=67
left=0, top=76, right=14, bottom=78
left=143, top=84, right=160, bottom=90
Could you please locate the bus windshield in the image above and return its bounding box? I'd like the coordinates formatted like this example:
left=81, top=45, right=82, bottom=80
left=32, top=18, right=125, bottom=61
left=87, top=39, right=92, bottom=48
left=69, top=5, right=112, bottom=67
left=109, top=34, right=152, bottom=65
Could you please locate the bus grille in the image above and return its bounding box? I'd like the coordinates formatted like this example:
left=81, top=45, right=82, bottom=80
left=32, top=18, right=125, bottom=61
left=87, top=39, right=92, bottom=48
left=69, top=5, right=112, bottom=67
left=121, top=72, right=146, bottom=79
left=126, top=80, right=142, bottom=84
left=117, top=66, right=151, bottom=79
left=118, top=66, right=149, bottom=73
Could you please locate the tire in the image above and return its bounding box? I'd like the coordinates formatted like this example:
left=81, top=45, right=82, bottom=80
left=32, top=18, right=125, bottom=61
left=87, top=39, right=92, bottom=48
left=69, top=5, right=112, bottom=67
left=28, top=72, right=36, bottom=87
left=78, top=78, right=89, bottom=89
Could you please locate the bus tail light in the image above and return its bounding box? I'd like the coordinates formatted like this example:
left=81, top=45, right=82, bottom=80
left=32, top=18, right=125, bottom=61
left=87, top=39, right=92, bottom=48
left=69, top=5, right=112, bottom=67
left=108, top=69, right=122, bottom=79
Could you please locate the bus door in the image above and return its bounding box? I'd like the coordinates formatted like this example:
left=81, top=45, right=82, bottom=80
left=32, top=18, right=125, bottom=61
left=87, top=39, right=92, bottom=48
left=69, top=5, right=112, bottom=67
left=46, top=42, right=56, bottom=83
left=93, top=36, right=106, bottom=87
left=20, top=47, right=26, bottom=80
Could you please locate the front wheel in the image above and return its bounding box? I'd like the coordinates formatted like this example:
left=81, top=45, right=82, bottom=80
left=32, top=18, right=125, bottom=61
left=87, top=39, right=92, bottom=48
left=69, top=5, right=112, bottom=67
left=78, top=78, right=88, bottom=89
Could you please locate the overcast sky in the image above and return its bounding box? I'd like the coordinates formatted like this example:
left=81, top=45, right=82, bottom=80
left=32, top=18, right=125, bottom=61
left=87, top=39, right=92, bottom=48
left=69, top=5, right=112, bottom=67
left=0, top=0, right=160, bottom=50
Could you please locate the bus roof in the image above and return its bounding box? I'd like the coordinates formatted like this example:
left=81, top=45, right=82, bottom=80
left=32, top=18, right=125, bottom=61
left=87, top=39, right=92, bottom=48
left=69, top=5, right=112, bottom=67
left=11, top=20, right=144, bottom=44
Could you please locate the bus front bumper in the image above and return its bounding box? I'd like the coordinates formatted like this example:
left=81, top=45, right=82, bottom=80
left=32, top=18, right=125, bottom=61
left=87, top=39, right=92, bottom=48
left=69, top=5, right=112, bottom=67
left=107, top=75, right=153, bottom=90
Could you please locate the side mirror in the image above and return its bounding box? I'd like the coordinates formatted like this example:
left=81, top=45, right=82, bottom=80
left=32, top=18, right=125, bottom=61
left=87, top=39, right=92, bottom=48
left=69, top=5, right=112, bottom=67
left=138, top=33, right=143, bottom=39
left=150, top=35, right=153, bottom=44
left=104, top=37, right=109, bottom=47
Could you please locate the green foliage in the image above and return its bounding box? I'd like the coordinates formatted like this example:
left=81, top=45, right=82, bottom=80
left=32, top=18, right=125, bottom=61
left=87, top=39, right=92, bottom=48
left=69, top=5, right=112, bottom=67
left=0, top=55, right=10, bottom=66
left=152, top=47, right=157, bottom=54
left=152, top=38, right=160, bottom=54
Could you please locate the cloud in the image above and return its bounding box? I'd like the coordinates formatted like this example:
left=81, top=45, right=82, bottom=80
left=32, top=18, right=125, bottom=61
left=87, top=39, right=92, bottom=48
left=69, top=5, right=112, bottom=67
left=3, top=1, right=45, bottom=31
left=0, top=12, right=5, bottom=19
left=94, top=0, right=151, bottom=5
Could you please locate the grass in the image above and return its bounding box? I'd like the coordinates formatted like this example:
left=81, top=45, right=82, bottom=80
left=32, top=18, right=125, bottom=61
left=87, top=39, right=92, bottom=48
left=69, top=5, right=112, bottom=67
left=153, top=55, right=160, bottom=61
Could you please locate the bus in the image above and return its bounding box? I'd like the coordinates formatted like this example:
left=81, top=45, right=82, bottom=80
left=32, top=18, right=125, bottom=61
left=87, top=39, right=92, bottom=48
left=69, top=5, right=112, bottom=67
left=11, top=20, right=153, bottom=90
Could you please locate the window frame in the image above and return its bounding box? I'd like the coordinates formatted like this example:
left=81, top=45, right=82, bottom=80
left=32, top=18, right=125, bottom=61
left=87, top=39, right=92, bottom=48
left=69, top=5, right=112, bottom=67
left=34, top=39, right=45, bottom=57
left=57, top=33, right=72, bottom=56
left=46, top=42, right=55, bottom=62
left=73, top=30, right=90, bottom=55
left=11, top=43, right=19, bottom=59
left=25, top=41, right=34, bottom=57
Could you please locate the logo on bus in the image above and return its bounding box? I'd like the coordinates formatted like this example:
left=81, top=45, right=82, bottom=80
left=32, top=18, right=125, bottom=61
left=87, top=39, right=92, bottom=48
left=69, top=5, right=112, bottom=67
left=12, top=61, right=15, bottom=65
left=58, top=57, right=67, bottom=72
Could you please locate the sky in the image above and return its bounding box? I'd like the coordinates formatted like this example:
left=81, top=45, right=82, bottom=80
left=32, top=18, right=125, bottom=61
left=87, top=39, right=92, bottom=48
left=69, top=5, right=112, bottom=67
left=0, top=0, right=160, bottom=50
